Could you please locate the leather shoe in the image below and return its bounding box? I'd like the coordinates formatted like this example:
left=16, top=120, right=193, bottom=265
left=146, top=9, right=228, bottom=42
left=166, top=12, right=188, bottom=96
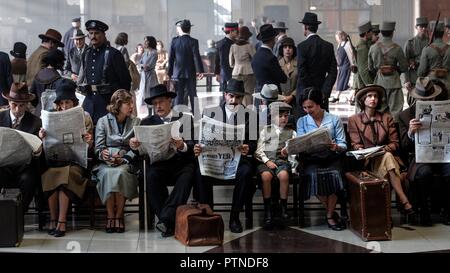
left=161, top=227, right=174, bottom=237
left=156, top=221, right=167, bottom=233
left=229, top=218, right=243, bottom=233
left=326, top=216, right=343, bottom=231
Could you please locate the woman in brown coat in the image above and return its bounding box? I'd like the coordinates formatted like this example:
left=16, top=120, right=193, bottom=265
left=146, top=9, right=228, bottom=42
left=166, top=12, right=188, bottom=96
left=348, top=85, right=414, bottom=215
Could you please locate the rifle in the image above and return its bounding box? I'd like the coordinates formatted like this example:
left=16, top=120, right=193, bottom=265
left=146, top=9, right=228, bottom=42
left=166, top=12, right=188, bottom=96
left=428, top=12, right=441, bottom=45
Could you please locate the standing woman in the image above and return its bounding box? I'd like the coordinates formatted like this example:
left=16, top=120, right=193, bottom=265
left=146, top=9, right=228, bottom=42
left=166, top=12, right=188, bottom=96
left=138, top=36, right=158, bottom=117
left=331, top=31, right=353, bottom=103
left=348, top=85, right=413, bottom=215
left=229, top=26, right=256, bottom=106
left=278, top=37, right=299, bottom=119
left=156, top=40, right=169, bottom=84
left=115, top=32, right=130, bottom=64
left=93, top=90, right=140, bottom=233
left=130, top=44, right=145, bottom=71
left=39, top=83, right=94, bottom=237
left=297, top=87, right=347, bottom=231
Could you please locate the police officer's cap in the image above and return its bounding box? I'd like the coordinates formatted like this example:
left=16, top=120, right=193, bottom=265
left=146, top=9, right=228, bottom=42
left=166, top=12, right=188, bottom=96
left=85, top=20, right=109, bottom=32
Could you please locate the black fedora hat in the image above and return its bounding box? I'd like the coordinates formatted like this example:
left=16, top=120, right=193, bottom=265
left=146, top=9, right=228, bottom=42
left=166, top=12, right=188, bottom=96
left=256, top=24, right=278, bottom=42
left=54, top=83, right=79, bottom=104
left=225, top=79, right=245, bottom=96
left=85, top=20, right=109, bottom=32
left=10, top=42, right=27, bottom=59
left=175, top=19, right=193, bottom=28
left=299, top=12, right=322, bottom=25
left=144, top=84, right=177, bottom=104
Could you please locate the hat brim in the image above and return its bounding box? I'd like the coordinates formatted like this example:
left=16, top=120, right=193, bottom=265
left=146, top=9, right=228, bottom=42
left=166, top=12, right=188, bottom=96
left=1, top=91, right=35, bottom=103
left=10, top=51, right=25, bottom=58
left=38, top=34, right=64, bottom=47
left=54, top=96, right=79, bottom=104
left=355, top=85, right=385, bottom=108
left=252, top=93, right=285, bottom=101
left=224, top=90, right=246, bottom=96
left=299, top=20, right=322, bottom=25
left=70, top=35, right=87, bottom=40
left=144, top=92, right=177, bottom=105
left=256, top=32, right=277, bottom=41
left=409, top=84, right=442, bottom=100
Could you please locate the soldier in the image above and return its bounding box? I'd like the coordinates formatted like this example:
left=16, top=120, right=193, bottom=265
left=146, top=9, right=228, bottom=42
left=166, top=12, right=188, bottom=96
left=215, top=22, right=239, bottom=92
left=372, top=24, right=380, bottom=44
left=417, top=21, right=450, bottom=96
left=353, top=21, right=374, bottom=91
left=77, top=20, right=131, bottom=124
left=368, top=21, right=408, bottom=122
left=404, top=17, right=429, bottom=105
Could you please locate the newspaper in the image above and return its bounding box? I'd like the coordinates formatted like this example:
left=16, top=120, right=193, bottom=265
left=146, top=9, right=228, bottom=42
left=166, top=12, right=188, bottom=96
left=286, top=127, right=332, bottom=155
left=41, top=106, right=88, bottom=168
left=0, top=127, right=42, bottom=167
left=346, top=146, right=385, bottom=160
left=415, top=100, right=450, bottom=163
left=40, top=89, right=86, bottom=113
left=198, top=116, right=245, bottom=180
left=134, top=121, right=181, bottom=164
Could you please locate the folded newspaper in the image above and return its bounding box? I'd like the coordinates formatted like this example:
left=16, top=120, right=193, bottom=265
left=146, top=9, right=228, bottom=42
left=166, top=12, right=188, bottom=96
left=286, top=127, right=332, bottom=154
left=346, top=146, right=385, bottom=160
left=0, top=127, right=42, bottom=167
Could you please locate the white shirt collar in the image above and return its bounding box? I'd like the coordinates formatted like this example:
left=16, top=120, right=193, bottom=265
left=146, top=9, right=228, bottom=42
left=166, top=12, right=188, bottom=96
left=260, top=44, right=272, bottom=51
left=10, top=111, right=24, bottom=125
left=306, top=33, right=318, bottom=40
left=160, top=110, right=174, bottom=123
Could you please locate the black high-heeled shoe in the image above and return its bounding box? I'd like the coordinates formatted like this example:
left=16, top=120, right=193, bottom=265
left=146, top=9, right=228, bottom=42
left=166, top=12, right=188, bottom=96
left=326, top=216, right=343, bottom=231
left=54, top=221, right=66, bottom=238
left=401, top=202, right=415, bottom=216
left=48, top=219, right=57, bottom=235
left=105, top=218, right=115, bottom=233
left=116, top=218, right=125, bottom=233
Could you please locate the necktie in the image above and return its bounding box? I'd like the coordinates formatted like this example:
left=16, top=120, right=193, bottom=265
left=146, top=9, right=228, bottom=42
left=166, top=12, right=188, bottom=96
left=12, top=118, right=19, bottom=129
left=228, top=112, right=236, bottom=125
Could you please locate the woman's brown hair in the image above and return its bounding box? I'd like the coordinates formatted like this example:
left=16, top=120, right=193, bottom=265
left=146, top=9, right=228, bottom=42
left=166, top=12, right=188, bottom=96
left=106, top=89, right=133, bottom=116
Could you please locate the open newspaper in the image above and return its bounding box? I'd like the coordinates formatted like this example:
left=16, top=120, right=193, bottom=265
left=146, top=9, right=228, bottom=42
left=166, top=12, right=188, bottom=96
left=41, top=89, right=86, bottom=115
left=134, top=121, right=181, bottom=164
left=286, top=127, right=332, bottom=155
left=346, top=146, right=385, bottom=160
left=415, top=99, right=450, bottom=163
left=41, top=106, right=88, bottom=168
left=0, top=127, right=42, bottom=167
left=198, top=116, right=245, bottom=180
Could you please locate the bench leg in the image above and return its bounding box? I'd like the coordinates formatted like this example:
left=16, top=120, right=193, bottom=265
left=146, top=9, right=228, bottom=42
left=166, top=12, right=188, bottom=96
left=299, top=177, right=305, bottom=228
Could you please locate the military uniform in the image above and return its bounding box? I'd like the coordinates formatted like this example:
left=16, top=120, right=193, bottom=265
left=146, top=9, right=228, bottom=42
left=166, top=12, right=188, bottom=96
left=417, top=21, right=450, bottom=96
left=368, top=22, right=408, bottom=122
left=353, top=22, right=374, bottom=90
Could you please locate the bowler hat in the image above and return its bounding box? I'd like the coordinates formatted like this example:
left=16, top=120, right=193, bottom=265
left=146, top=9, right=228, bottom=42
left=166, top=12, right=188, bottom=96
left=176, top=19, right=193, bottom=28
left=253, top=84, right=284, bottom=102
left=54, top=83, right=79, bottom=105
left=2, top=82, right=35, bottom=103
left=85, top=20, right=109, bottom=32
left=358, top=21, right=372, bottom=35
left=10, top=42, right=27, bottom=59
left=256, top=24, right=278, bottom=42
left=70, top=29, right=86, bottom=40
left=299, top=12, right=321, bottom=25
left=410, top=77, right=442, bottom=100
left=144, top=84, right=176, bottom=104
left=225, top=79, right=245, bottom=96
left=38, top=29, right=64, bottom=47
left=355, top=85, right=385, bottom=110
left=273, top=21, right=288, bottom=30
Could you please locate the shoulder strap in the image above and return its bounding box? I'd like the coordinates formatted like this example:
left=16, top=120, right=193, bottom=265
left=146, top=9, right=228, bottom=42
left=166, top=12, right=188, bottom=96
left=430, top=44, right=450, bottom=57
left=102, top=48, right=110, bottom=84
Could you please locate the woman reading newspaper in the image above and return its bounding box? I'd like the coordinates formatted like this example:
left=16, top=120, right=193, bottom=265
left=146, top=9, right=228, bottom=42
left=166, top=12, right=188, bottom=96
left=347, top=85, right=413, bottom=216
left=296, top=87, right=347, bottom=231
left=39, top=83, right=94, bottom=237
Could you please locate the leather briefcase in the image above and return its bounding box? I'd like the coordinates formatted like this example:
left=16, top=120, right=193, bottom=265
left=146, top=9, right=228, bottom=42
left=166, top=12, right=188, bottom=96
left=175, top=202, right=224, bottom=246
left=0, top=189, right=24, bottom=247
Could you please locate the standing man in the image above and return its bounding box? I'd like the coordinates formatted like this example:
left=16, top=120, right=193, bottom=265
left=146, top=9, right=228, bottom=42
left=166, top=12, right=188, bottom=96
left=0, top=83, right=42, bottom=212
left=368, top=21, right=408, bottom=122
left=77, top=20, right=131, bottom=124
left=63, top=17, right=82, bottom=58
left=272, top=21, right=289, bottom=56
left=353, top=21, right=374, bottom=90
left=404, top=17, right=429, bottom=105
left=215, top=22, right=239, bottom=92
left=26, top=28, right=64, bottom=86
left=0, top=51, right=13, bottom=107
left=64, top=29, right=88, bottom=82
left=167, top=19, right=204, bottom=111
left=296, top=12, right=337, bottom=115
left=372, top=24, right=381, bottom=44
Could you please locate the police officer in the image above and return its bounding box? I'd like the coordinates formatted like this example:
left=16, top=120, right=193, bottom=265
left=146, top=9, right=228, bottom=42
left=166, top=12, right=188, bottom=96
left=368, top=21, right=408, bottom=122
left=404, top=17, right=429, bottom=105
left=77, top=20, right=131, bottom=124
left=215, top=22, right=239, bottom=92
left=418, top=21, right=450, bottom=96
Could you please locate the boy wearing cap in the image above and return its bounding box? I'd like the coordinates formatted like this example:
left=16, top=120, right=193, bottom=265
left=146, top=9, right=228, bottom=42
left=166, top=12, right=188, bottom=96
left=368, top=21, right=408, bottom=122
left=215, top=22, right=239, bottom=92
left=255, top=101, right=296, bottom=229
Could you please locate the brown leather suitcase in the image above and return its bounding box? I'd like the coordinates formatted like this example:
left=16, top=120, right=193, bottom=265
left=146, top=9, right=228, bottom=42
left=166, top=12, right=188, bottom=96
left=175, top=203, right=224, bottom=246
left=346, top=171, right=392, bottom=241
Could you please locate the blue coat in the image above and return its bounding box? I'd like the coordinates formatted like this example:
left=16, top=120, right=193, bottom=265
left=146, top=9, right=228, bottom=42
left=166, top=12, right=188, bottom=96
left=251, top=47, right=287, bottom=92
left=168, top=35, right=204, bottom=79
left=214, top=37, right=234, bottom=81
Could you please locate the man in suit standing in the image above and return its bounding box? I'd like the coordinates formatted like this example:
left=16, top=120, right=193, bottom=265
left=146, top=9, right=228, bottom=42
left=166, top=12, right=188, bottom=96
left=64, top=29, right=88, bottom=82
left=130, top=84, right=195, bottom=237
left=296, top=12, right=337, bottom=116
left=0, top=51, right=13, bottom=107
left=63, top=17, right=82, bottom=59
left=168, top=19, right=204, bottom=112
left=252, top=24, right=287, bottom=100
left=194, top=79, right=257, bottom=233
left=0, top=83, right=42, bottom=212
left=215, top=22, right=239, bottom=92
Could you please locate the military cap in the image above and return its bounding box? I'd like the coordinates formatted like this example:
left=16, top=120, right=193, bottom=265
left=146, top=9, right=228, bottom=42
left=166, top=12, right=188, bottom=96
left=381, top=21, right=396, bottom=31
left=223, top=22, right=239, bottom=32
left=72, top=17, right=81, bottom=23
left=372, top=24, right=380, bottom=34
left=85, top=20, right=109, bottom=32
left=176, top=19, right=193, bottom=28
left=358, top=21, right=372, bottom=35
left=430, top=21, right=445, bottom=32
left=416, top=17, right=429, bottom=26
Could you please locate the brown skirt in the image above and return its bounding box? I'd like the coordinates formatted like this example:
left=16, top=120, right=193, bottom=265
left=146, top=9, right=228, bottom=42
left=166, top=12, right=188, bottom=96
left=41, top=165, right=87, bottom=199
left=367, top=152, right=401, bottom=179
